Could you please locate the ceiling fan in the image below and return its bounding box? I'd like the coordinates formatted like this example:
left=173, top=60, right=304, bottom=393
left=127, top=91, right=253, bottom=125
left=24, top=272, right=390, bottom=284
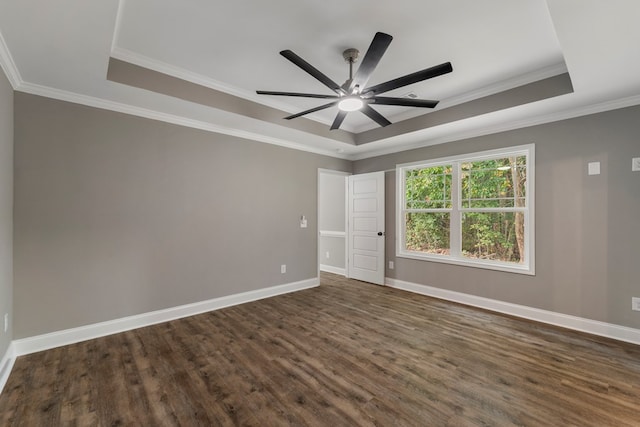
left=256, top=32, right=453, bottom=131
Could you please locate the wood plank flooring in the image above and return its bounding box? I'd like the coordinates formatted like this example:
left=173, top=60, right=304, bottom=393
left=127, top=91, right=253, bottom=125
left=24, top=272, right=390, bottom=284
left=1, top=272, right=639, bottom=426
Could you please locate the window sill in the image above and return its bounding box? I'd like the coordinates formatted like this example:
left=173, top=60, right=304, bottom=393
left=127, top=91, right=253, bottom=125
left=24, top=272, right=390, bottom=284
left=397, top=251, right=535, bottom=276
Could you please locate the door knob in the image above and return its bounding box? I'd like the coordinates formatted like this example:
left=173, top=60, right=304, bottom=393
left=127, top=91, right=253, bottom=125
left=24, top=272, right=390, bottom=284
left=377, top=231, right=384, bottom=236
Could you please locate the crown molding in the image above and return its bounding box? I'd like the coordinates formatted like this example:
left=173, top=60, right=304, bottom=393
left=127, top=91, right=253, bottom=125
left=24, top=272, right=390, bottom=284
left=110, top=47, right=253, bottom=102
left=110, top=0, right=126, bottom=53
left=15, top=78, right=640, bottom=163
left=110, top=46, right=336, bottom=129
left=437, top=62, right=569, bottom=111
left=109, top=49, right=568, bottom=137
left=7, top=35, right=640, bottom=163
left=16, top=82, right=351, bottom=160
left=0, top=28, right=22, bottom=89
left=348, top=62, right=570, bottom=134
left=349, top=92, right=640, bottom=161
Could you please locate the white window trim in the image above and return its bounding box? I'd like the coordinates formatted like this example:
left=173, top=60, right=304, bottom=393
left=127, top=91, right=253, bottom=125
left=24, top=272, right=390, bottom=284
left=396, top=144, right=535, bottom=275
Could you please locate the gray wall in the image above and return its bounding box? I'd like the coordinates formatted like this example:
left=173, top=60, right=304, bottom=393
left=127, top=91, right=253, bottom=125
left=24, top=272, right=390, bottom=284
left=0, top=66, right=13, bottom=357
left=13, top=93, right=351, bottom=338
left=318, top=171, right=347, bottom=271
left=318, top=172, right=347, bottom=232
left=354, top=105, right=640, bottom=329
left=319, top=237, right=346, bottom=271
left=9, top=89, right=640, bottom=339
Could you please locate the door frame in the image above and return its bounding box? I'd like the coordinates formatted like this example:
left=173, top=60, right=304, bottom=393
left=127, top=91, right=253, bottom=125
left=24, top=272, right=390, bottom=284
left=317, top=168, right=350, bottom=280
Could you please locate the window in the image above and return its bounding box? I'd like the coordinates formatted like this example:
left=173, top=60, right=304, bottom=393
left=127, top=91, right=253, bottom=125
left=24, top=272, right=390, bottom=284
left=397, top=144, right=534, bottom=275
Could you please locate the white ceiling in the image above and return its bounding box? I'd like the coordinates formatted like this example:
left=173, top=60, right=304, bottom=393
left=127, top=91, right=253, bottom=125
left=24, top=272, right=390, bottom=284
left=1, top=0, right=640, bottom=160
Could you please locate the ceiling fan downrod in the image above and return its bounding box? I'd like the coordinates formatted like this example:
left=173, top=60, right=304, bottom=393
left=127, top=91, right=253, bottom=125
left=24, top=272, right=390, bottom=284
left=342, top=48, right=359, bottom=92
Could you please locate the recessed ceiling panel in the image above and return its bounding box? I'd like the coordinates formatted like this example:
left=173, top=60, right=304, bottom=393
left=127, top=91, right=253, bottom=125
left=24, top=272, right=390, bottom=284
left=114, top=0, right=566, bottom=132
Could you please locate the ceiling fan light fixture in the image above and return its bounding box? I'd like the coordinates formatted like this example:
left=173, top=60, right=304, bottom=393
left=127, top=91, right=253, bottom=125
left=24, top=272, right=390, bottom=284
left=337, top=96, right=363, bottom=112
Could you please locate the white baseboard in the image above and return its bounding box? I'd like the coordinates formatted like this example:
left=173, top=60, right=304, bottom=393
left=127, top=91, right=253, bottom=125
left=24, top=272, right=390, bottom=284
left=386, top=277, right=640, bottom=346
left=12, top=277, right=319, bottom=357
left=0, top=342, right=16, bottom=395
left=319, top=264, right=346, bottom=276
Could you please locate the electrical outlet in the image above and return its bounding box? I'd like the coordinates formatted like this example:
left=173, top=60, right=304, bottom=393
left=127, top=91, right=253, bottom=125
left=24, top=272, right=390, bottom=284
left=325, top=251, right=330, bottom=259
left=389, top=261, right=394, bottom=270
left=633, top=157, right=640, bottom=172
left=3, top=313, right=8, bottom=333
left=281, top=264, right=286, bottom=274
left=632, top=297, right=640, bottom=311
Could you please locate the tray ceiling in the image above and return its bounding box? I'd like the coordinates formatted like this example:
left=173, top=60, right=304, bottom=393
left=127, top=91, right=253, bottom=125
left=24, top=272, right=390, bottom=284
left=1, top=1, right=639, bottom=159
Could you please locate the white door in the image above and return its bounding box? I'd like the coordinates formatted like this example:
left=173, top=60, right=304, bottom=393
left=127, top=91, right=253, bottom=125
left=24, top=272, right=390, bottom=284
left=347, top=171, right=385, bottom=285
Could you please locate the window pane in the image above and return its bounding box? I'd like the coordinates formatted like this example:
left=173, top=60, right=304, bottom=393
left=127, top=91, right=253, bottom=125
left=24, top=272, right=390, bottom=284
left=405, top=212, right=450, bottom=255
left=461, top=212, right=525, bottom=263
left=405, top=166, right=452, bottom=209
left=461, top=156, right=526, bottom=208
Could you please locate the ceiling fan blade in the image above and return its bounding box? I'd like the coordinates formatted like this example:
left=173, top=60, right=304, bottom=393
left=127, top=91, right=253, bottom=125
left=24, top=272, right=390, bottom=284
left=283, top=101, right=338, bottom=120
left=371, top=96, right=439, bottom=108
left=330, top=111, right=348, bottom=130
left=361, top=104, right=392, bottom=127
left=364, top=62, right=453, bottom=96
left=349, top=32, right=393, bottom=93
left=256, top=90, right=339, bottom=99
left=280, top=50, right=345, bottom=95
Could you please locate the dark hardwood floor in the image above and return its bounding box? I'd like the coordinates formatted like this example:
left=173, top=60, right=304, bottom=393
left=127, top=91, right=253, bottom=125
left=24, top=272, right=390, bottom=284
left=1, top=272, right=639, bottom=426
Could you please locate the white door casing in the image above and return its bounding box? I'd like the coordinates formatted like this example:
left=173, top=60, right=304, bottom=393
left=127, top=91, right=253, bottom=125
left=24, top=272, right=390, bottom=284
left=347, top=172, right=385, bottom=285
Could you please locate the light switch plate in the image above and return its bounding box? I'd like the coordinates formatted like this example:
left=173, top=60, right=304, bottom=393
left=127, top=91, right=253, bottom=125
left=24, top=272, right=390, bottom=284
left=588, top=162, right=600, bottom=175
left=632, top=157, right=640, bottom=172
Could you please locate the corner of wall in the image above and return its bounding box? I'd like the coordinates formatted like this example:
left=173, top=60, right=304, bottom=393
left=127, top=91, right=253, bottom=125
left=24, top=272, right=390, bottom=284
left=0, top=45, right=14, bottom=377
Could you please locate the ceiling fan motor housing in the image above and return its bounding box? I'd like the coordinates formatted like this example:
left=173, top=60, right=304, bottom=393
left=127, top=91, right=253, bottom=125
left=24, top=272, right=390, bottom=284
left=342, top=48, right=359, bottom=63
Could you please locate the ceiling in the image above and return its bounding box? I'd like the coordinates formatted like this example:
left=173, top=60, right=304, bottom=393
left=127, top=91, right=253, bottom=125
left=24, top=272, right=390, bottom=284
left=1, top=1, right=639, bottom=160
